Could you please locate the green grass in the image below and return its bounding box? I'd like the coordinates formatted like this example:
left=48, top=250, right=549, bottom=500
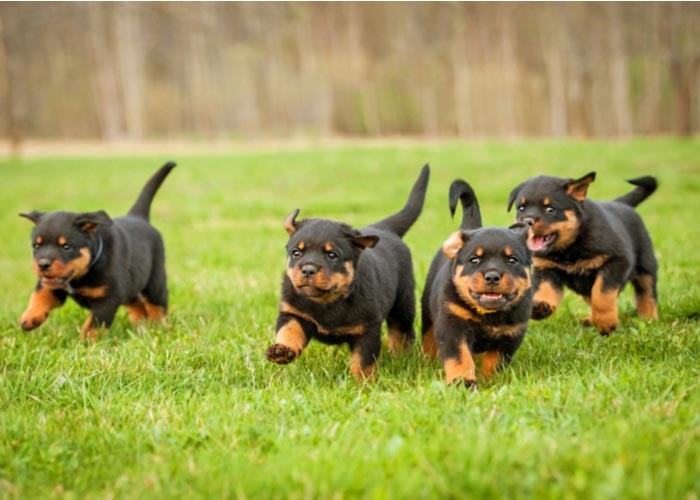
left=1, top=139, right=699, bottom=499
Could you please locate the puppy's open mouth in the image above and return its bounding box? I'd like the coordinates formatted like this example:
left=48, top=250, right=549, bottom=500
left=470, top=291, right=516, bottom=310
left=297, top=284, right=330, bottom=298
left=528, top=232, right=557, bottom=253
left=40, top=272, right=74, bottom=289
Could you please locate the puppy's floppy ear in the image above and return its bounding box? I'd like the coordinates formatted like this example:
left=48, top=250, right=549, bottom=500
left=19, top=211, right=44, bottom=224
left=350, top=234, right=379, bottom=254
left=564, top=172, right=596, bottom=202
left=284, top=209, right=301, bottom=236
left=74, top=210, right=113, bottom=233
left=442, top=230, right=473, bottom=260
left=507, top=183, right=524, bottom=212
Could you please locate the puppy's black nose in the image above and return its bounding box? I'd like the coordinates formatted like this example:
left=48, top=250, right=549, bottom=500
left=484, top=270, right=501, bottom=285
left=301, top=264, right=317, bottom=279
left=522, top=216, right=536, bottom=226
left=37, top=259, right=52, bottom=271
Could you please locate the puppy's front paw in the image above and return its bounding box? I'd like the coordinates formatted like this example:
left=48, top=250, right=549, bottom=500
left=449, top=378, right=478, bottom=391
left=532, top=302, right=554, bottom=320
left=19, top=310, right=47, bottom=331
left=265, top=343, right=299, bottom=364
left=595, top=321, right=617, bottom=337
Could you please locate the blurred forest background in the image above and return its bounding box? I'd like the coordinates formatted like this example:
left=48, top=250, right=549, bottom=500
left=0, top=2, right=699, bottom=146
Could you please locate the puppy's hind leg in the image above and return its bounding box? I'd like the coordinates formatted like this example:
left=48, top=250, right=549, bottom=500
left=386, top=279, right=416, bottom=354
left=632, top=274, right=658, bottom=320
left=420, top=288, right=438, bottom=358
left=82, top=301, right=120, bottom=341
left=141, top=259, right=168, bottom=321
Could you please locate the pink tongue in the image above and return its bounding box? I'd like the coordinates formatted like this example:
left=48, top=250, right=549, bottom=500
left=528, top=235, right=547, bottom=252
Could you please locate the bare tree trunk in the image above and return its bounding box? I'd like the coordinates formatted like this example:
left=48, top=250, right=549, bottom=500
left=89, top=3, right=122, bottom=141
left=638, top=3, right=663, bottom=134
left=450, top=4, right=472, bottom=137
left=498, top=4, right=517, bottom=136
left=547, top=50, right=567, bottom=137
left=668, top=3, right=700, bottom=136
left=670, top=60, right=696, bottom=136
left=421, top=87, right=439, bottom=136
left=183, top=5, right=227, bottom=137
left=543, top=6, right=568, bottom=137
left=347, top=4, right=381, bottom=135
left=0, top=9, right=25, bottom=156
left=295, top=6, right=334, bottom=136
left=607, top=3, right=632, bottom=135
left=115, top=3, right=144, bottom=140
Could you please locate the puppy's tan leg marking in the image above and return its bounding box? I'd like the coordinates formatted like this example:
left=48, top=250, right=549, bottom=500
left=20, top=287, right=61, bottom=331
left=590, top=274, right=619, bottom=335
left=444, top=341, right=476, bottom=387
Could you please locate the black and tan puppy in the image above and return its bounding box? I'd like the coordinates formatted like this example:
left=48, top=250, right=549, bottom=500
left=422, top=180, right=532, bottom=387
left=266, top=165, right=430, bottom=381
left=507, top=172, right=658, bottom=335
left=19, top=162, right=176, bottom=340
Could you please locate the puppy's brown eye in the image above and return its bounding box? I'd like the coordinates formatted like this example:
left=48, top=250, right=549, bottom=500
left=327, top=251, right=339, bottom=260
left=518, top=206, right=525, bottom=212
left=62, top=243, right=72, bottom=251
left=291, top=249, right=302, bottom=258
left=33, top=243, right=40, bottom=250
left=469, top=257, right=480, bottom=265
left=545, top=206, right=556, bottom=214
left=508, top=257, right=518, bottom=264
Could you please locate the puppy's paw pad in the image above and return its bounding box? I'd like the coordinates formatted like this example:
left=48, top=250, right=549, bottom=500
left=532, top=302, right=554, bottom=320
left=265, top=344, right=298, bottom=364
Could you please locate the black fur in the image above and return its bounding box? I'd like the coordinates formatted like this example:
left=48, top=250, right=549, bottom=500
left=266, top=165, right=430, bottom=380
left=507, top=172, right=658, bottom=335
left=19, top=162, right=176, bottom=339
left=420, top=179, right=483, bottom=336
left=422, top=179, right=532, bottom=387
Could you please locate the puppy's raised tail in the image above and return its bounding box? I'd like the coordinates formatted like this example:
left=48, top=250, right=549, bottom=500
left=449, top=179, right=482, bottom=230
left=128, top=161, right=177, bottom=221
left=614, top=176, right=657, bottom=207
left=372, top=164, right=430, bottom=238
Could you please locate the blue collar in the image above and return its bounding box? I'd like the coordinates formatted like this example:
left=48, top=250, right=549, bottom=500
left=88, top=234, right=104, bottom=271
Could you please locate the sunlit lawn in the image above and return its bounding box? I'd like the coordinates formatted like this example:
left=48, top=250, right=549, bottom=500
left=1, top=139, right=699, bottom=498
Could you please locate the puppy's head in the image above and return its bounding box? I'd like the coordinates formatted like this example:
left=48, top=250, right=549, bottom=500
left=507, top=172, right=595, bottom=255
left=20, top=210, right=112, bottom=289
left=442, top=225, right=531, bottom=313
left=283, top=209, right=378, bottom=304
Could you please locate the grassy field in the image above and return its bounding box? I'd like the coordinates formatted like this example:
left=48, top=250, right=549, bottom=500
left=1, top=139, right=699, bottom=499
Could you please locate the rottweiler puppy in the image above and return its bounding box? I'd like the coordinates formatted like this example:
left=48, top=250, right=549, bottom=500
left=266, top=165, right=430, bottom=381
left=422, top=180, right=532, bottom=387
left=19, top=162, right=176, bottom=340
left=507, top=172, right=658, bottom=335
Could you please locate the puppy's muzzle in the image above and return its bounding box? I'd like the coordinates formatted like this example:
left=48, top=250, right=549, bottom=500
left=483, top=270, right=502, bottom=286
left=37, top=258, right=52, bottom=272
left=301, top=263, right=318, bottom=280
